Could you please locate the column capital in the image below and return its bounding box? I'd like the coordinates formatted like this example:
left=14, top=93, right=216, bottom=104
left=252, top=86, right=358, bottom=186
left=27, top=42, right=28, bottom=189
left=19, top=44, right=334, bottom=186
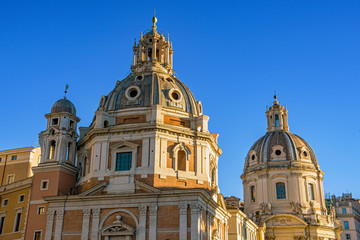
left=190, top=202, right=202, bottom=213
left=149, top=205, right=158, bottom=215
left=92, top=208, right=101, bottom=218
left=179, top=203, right=188, bottom=215
left=83, top=208, right=91, bottom=217
left=56, top=209, right=64, bottom=218
left=139, top=206, right=147, bottom=215
left=47, top=209, right=55, bottom=220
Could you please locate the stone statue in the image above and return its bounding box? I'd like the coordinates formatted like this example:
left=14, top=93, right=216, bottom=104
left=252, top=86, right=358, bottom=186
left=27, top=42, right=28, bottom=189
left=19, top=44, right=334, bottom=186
left=290, top=201, right=303, bottom=214
left=261, top=202, right=272, bottom=214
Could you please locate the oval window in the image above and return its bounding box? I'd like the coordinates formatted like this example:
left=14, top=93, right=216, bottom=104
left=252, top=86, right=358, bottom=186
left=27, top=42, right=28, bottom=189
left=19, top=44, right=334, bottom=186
left=275, top=150, right=282, bottom=156
left=125, top=86, right=141, bottom=100
left=169, top=89, right=182, bottom=102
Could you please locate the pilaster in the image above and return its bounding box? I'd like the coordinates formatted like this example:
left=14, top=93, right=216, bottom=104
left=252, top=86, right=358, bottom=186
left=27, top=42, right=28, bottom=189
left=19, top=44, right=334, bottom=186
left=54, top=209, right=64, bottom=240
left=149, top=205, right=158, bottom=239
left=81, top=208, right=91, bottom=240
left=45, top=209, right=55, bottom=240
left=138, top=206, right=147, bottom=240
left=190, top=203, right=202, bottom=240
left=179, top=203, right=188, bottom=240
left=91, top=208, right=101, bottom=240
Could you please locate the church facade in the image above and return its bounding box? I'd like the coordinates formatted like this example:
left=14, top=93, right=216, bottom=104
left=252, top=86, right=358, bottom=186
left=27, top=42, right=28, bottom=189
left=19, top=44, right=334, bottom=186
left=0, top=17, right=342, bottom=240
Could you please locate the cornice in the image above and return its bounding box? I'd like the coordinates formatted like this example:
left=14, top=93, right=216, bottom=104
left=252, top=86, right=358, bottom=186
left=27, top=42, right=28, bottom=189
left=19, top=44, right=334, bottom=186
left=77, top=123, right=222, bottom=155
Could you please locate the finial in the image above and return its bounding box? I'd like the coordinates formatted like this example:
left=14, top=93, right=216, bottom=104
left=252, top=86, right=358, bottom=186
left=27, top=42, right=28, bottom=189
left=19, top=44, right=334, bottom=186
left=152, top=9, right=157, bottom=27
left=64, top=84, right=69, bottom=99
left=134, top=38, right=136, bottom=46
left=274, top=90, right=277, bottom=101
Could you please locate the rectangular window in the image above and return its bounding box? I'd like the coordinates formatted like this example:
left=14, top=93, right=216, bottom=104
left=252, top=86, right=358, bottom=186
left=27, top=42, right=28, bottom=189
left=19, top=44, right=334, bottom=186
left=18, top=194, right=25, bottom=203
left=115, top=152, right=132, bottom=171
left=346, top=234, right=351, bottom=239
left=34, top=231, right=42, bottom=240
left=308, top=183, right=315, bottom=200
left=51, top=118, right=58, bottom=125
left=2, top=199, right=8, bottom=206
left=14, top=212, right=21, bottom=232
left=0, top=157, right=2, bottom=162
left=345, top=221, right=349, bottom=229
left=11, top=155, right=17, bottom=160
left=0, top=216, right=5, bottom=234
left=7, top=175, right=15, bottom=184
left=40, top=180, right=49, bottom=190
left=342, top=208, right=346, bottom=213
left=37, top=207, right=45, bottom=215
left=276, top=182, right=286, bottom=199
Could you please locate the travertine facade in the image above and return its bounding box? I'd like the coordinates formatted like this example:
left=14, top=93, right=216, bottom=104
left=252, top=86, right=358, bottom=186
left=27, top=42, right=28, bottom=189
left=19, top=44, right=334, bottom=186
left=0, top=16, right=346, bottom=240
left=241, top=96, right=342, bottom=240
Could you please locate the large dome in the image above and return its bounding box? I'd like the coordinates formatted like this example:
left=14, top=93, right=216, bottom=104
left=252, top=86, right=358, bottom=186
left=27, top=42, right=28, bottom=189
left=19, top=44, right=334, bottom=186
left=98, top=73, right=202, bottom=116
left=51, top=98, right=76, bottom=115
left=243, top=97, right=319, bottom=173
left=244, top=131, right=318, bottom=172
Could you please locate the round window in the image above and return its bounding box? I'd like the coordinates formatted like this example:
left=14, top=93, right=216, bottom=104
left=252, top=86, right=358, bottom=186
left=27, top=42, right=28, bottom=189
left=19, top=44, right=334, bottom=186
left=129, top=89, right=138, bottom=98
left=275, top=150, right=282, bottom=156
left=303, top=151, right=308, bottom=157
left=172, top=92, right=180, bottom=100
left=169, top=89, right=182, bottom=102
left=125, top=86, right=141, bottom=100
left=136, top=75, right=143, bottom=80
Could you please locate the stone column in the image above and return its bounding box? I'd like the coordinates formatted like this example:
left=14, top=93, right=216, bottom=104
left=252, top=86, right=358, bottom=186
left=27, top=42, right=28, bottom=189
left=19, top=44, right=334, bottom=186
left=179, top=203, right=188, bottom=240
left=149, top=205, right=158, bottom=239
left=45, top=209, right=55, bottom=240
left=138, top=206, right=147, bottom=240
left=54, top=209, right=64, bottom=240
left=81, top=209, right=91, bottom=240
left=91, top=208, right=101, bottom=240
left=190, top=203, right=201, bottom=240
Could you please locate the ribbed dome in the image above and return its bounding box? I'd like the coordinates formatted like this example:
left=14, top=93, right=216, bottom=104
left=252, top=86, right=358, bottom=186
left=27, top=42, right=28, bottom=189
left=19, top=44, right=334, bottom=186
left=98, top=73, right=201, bottom=115
left=244, top=131, right=318, bottom=171
left=51, top=98, right=76, bottom=115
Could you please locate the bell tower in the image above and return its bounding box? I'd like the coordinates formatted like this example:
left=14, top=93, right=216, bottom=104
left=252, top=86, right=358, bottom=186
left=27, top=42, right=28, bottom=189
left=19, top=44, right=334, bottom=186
left=25, top=96, right=80, bottom=240
left=38, top=97, right=80, bottom=165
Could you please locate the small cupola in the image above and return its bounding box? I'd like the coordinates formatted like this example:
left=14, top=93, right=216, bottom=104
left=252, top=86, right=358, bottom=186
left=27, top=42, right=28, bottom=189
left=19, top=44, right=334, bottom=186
left=130, top=14, right=174, bottom=75
left=266, top=95, right=289, bottom=132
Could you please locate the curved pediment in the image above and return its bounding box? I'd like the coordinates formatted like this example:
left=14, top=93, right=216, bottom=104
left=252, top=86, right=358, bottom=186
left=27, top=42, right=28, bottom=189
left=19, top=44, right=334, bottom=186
left=264, top=214, right=308, bottom=227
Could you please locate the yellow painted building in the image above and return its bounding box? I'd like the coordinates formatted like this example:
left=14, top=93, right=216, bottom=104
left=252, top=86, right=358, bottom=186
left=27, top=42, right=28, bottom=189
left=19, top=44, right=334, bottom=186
left=0, top=147, right=40, bottom=240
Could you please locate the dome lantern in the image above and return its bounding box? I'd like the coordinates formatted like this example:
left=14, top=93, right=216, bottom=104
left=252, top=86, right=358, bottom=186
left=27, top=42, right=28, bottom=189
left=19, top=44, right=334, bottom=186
left=131, top=15, right=174, bottom=75
left=266, top=95, right=289, bottom=132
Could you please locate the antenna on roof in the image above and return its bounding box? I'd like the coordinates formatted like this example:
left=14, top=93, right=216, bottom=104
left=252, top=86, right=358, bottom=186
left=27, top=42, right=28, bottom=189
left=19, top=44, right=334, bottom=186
left=64, top=84, right=69, bottom=99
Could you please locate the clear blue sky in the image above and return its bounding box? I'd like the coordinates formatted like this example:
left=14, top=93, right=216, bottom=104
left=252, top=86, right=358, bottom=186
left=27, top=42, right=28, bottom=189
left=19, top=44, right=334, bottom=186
left=1, top=1, right=359, bottom=199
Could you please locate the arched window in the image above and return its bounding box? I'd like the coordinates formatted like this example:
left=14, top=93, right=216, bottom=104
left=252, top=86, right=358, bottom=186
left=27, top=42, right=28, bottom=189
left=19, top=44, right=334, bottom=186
left=275, top=114, right=280, bottom=127
left=250, top=186, right=256, bottom=203
left=83, top=157, right=87, bottom=176
left=211, top=168, right=216, bottom=184
left=177, top=150, right=186, bottom=171
left=308, top=183, right=315, bottom=200
left=148, top=48, right=152, bottom=61
left=49, top=141, right=56, bottom=159
left=66, top=142, right=72, bottom=161
left=276, top=182, right=286, bottom=199
left=103, top=120, right=109, bottom=128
